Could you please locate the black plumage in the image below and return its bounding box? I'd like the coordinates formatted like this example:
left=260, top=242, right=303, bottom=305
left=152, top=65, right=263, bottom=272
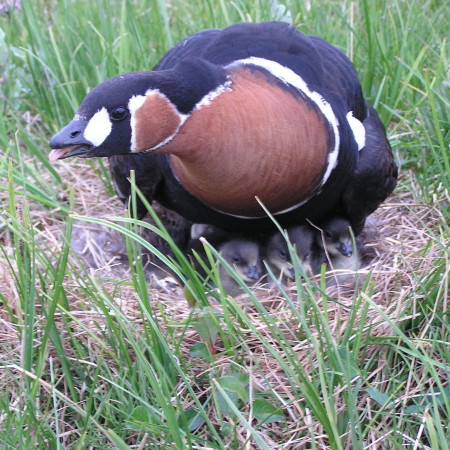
left=341, top=103, right=398, bottom=234
left=49, top=21, right=397, bottom=235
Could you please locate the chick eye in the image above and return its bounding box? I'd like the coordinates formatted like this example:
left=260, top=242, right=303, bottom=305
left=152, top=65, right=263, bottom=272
left=325, top=231, right=332, bottom=239
left=232, top=255, right=241, bottom=264
left=279, top=249, right=287, bottom=259
left=110, top=106, right=128, bottom=121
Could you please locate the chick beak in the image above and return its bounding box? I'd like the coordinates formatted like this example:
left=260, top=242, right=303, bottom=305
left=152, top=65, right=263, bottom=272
left=49, top=120, right=93, bottom=161
left=245, top=265, right=261, bottom=280
left=338, top=241, right=353, bottom=257
left=289, top=263, right=307, bottom=278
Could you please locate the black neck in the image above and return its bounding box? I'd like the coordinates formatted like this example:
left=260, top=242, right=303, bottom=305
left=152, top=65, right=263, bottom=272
left=148, top=58, right=228, bottom=114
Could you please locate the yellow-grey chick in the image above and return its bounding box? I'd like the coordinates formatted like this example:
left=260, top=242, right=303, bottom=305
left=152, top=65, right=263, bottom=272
left=217, top=239, right=264, bottom=296
left=265, top=225, right=314, bottom=280
left=311, top=217, right=361, bottom=274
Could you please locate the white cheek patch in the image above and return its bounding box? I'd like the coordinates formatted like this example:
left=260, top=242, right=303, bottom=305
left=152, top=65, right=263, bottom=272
left=346, top=111, right=365, bottom=151
left=83, top=107, right=112, bottom=147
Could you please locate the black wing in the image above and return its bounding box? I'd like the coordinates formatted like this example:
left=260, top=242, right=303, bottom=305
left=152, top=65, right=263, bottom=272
left=153, top=28, right=221, bottom=70
left=342, top=102, right=398, bottom=234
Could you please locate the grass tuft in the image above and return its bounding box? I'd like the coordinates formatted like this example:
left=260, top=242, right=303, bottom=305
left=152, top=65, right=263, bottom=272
left=0, top=0, right=448, bottom=447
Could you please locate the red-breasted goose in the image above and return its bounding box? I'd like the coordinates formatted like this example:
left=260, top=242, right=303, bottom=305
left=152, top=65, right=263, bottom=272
left=49, top=22, right=397, bottom=233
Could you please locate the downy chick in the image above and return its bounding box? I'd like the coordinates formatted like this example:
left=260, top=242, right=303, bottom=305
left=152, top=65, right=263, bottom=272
left=217, top=239, right=264, bottom=296
left=311, top=217, right=361, bottom=274
left=265, top=225, right=314, bottom=280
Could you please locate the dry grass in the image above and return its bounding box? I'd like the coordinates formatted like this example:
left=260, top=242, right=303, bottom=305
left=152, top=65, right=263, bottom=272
left=0, top=156, right=446, bottom=335
left=0, top=0, right=448, bottom=445
left=1, top=154, right=447, bottom=447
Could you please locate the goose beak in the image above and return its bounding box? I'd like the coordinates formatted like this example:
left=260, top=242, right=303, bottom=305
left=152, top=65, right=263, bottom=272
left=49, top=120, right=93, bottom=161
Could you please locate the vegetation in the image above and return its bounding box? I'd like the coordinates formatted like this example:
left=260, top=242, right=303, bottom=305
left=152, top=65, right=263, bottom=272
left=0, top=0, right=448, bottom=448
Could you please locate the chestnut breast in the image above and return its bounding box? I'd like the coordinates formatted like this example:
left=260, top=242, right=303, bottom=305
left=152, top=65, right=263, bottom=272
left=162, top=67, right=333, bottom=217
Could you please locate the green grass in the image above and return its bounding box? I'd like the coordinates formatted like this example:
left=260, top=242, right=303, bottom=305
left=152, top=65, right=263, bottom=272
left=0, top=0, right=449, bottom=448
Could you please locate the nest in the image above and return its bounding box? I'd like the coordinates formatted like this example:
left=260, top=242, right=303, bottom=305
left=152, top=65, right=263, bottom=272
left=0, top=157, right=447, bottom=447
left=1, top=155, right=446, bottom=355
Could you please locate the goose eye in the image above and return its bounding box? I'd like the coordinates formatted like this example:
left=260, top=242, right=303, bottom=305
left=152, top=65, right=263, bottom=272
left=110, top=106, right=128, bottom=121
